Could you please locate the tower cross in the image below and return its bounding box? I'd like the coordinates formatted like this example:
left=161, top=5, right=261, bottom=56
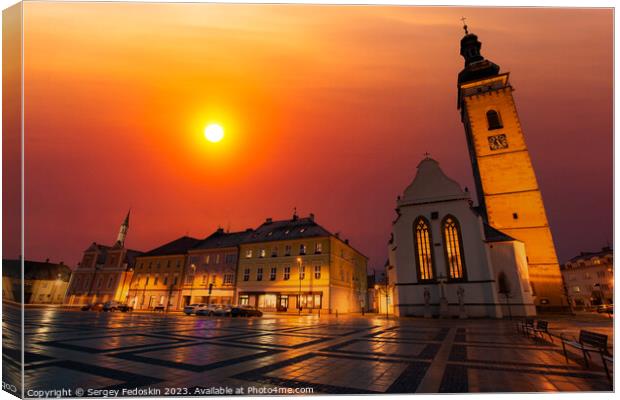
left=461, top=17, right=469, bottom=34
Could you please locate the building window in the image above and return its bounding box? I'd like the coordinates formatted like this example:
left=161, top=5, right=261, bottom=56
left=573, top=286, right=580, bottom=293
left=154, top=276, right=159, bottom=285
left=285, top=245, right=292, bottom=256
left=173, top=276, right=178, bottom=286
left=211, top=275, right=216, bottom=284
left=201, top=275, right=207, bottom=285
left=413, top=217, right=434, bottom=281
left=205, top=255, right=210, bottom=264
left=240, top=295, right=249, bottom=305
left=145, top=276, right=150, bottom=286
left=300, top=244, right=306, bottom=255
left=259, top=249, right=266, bottom=258
left=271, top=247, right=278, bottom=257
left=166, top=260, right=170, bottom=268
left=223, top=274, right=233, bottom=285
left=245, top=249, right=253, bottom=258
left=243, top=269, right=250, bottom=281
left=107, top=277, right=114, bottom=288
left=176, top=260, right=181, bottom=268
left=257, top=268, right=263, bottom=281
left=225, top=254, right=235, bottom=264
left=300, top=265, right=306, bottom=280
left=215, top=254, right=220, bottom=264
left=163, top=276, right=168, bottom=285
left=442, top=216, right=466, bottom=280
left=284, top=266, right=290, bottom=280
left=314, top=265, right=321, bottom=279
left=486, top=109, right=503, bottom=130
left=315, top=242, right=322, bottom=254
left=270, top=267, right=277, bottom=280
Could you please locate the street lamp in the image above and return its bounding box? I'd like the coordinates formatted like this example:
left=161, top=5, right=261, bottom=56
left=297, top=257, right=303, bottom=315
left=189, top=264, right=196, bottom=304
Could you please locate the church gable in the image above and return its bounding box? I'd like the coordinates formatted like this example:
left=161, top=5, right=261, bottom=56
left=399, top=158, right=469, bottom=206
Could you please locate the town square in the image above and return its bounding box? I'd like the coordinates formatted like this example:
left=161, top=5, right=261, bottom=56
left=1, top=1, right=614, bottom=397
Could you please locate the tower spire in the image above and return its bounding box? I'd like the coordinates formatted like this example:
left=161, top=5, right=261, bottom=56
left=460, top=17, right=468, bottom=35
left=116, top=209, right=130, bottom=246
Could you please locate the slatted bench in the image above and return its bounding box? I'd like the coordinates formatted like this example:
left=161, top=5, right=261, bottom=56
left=516, top=318, right=534, bottom=335
left=560, top=330, right=611, bottom=369
left=525, top=320, right=553, bottom=343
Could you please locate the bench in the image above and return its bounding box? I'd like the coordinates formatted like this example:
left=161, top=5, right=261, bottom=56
left=560, top=330, right=610, bottom=369
left=516, top=318, right=534, bottom=335
left=525, top=320, right=553, bottom=343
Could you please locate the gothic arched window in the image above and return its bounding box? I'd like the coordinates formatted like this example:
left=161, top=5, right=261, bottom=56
left=442, top=216, right=467, bottom=280
left=486, top=110, right=503, bottom=130
left=413, top=217, right=435, bottom=281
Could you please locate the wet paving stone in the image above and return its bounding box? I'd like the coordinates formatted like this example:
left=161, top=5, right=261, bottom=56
left=13, top=308, right=613, bottom=394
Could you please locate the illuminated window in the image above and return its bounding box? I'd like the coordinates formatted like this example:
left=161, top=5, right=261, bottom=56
left=442, top=216, right=466, bottom=280
left=243, top=269, right=250, bottom=281
left=215, top=254, right=220, bottom=264
left=299, top=244, right=306, bottom=255
left=314, top=265, right=321, bottom=279
left=315, top=242, right=322, bottom=254
left=205, top=255, right=210, bottom=264
left=413, top=217, right=434, bottom=281
left=259, top=249, right=266, bottom=258
left=284, top=266, right=290, bottom=280
left=300, top=265, right=306, bottom=280
left=245, top=249, right=253, bottom=258
left=223, top=274, right=233, bottom=285
left=486, top=110, right=503, bottom=130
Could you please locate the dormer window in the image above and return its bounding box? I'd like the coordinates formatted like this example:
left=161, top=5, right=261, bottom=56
left=299, top=244, right=306, bottom=255
left=315, top=243, right=322, bottom=254
left=260, top=249, right=266, bottom=258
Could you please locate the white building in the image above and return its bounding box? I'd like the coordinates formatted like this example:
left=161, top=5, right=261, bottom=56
left=388, top=157, right=536, bottom=318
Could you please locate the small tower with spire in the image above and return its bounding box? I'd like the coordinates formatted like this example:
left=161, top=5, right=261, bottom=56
left=116, top=209, right=130, bottom=246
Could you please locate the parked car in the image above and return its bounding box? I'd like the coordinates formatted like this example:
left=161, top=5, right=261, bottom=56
left=230, top=305, right=263, bottom=317
left=195, top=304, right=220, bottom=316
left=81, top=303, right=104, bottom=311
left=117, top=304, right=133, bottom=312
left=183, top=303, right=207, bottom=315
left=213, top=305, right=232, bottom=317
left=597, top=304, right=614, bottom=314
left=153, top=305, right=165, bottom=312
left=103, top=301, right=121, bottom=312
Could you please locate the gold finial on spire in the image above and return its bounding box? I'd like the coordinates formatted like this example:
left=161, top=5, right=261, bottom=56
left=461, top=17, right=468, bottom=34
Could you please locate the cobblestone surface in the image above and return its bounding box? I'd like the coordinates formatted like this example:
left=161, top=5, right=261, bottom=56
left=3, top=306, right=613, bottom=395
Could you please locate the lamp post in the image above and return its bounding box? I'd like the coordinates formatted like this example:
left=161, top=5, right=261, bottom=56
left=297, top=257, right=303, bottom=315
left=189, top=264, right=196, bottom=304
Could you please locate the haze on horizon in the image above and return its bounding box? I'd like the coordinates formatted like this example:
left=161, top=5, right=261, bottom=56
left=7, top=3, right=613, bottom=270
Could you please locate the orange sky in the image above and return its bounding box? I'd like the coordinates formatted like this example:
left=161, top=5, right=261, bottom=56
left=15, top=3, right=612, bottom=268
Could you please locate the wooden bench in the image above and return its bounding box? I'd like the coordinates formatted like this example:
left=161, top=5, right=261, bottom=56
left=525, top=320, right=553, bottom=343
left=560, top=330, right=610, bottom=369
left=516, top=318, right=534, bottom=335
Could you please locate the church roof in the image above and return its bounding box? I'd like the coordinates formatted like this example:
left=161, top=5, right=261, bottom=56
left=2, top=259, right=72, bottom=281
left=483, top=224, right=516, bottom=243
left=399, top=158, right=469, bottom=206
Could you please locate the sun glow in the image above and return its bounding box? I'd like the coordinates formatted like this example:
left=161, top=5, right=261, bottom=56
left=204, top=124, right=224, bottom=143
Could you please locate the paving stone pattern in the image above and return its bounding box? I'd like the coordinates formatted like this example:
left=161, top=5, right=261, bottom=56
left=8, top=309, right=612, bottom=396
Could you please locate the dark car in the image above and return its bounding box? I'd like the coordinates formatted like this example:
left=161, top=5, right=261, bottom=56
left=81, top=303, right=103, bottom=311
left=117, top=304, right=134, bottom=312
left=231, top=305, right=263, bottom=317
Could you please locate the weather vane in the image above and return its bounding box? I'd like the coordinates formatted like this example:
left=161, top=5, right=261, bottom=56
left=461, top=17, right=469, bottom=34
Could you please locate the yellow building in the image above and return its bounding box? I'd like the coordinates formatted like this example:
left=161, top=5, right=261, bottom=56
left=457, top=25, right=564, bottom=309
left=236, top=214, right=368, bottom=314
left=561, top=247, right=613, bottom=309
left=182, top=228, right=255, bottom=306
left=127, top=236, right=200, bottom=310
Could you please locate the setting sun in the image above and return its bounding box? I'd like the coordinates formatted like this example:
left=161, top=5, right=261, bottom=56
left=204, top=123, right=224, bottom=143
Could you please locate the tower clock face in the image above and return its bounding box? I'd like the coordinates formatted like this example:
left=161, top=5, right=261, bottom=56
left=488, top=134, right=508, bottom=150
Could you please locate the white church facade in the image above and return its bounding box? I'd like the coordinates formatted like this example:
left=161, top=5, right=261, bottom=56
left=387, top=158, right=536, bottom=318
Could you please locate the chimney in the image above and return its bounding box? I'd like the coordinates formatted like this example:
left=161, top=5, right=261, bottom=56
left=335, top=232, right=340, bottom=238
left=216, top=227, right=224, bottom=233
left=309, top=213, right=315, bottom=221
left=265, top=217, right=273, bottom=224
left=245, top=228, right=253, bottom=232
left=344, top=239, right=349, bottom=245
left=45, top=258, right=50, bottom=263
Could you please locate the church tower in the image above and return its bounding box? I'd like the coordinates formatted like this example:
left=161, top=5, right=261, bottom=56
left=456, top=23, right=564, bottom=309
left=116, top=210, right=130, bottom=246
